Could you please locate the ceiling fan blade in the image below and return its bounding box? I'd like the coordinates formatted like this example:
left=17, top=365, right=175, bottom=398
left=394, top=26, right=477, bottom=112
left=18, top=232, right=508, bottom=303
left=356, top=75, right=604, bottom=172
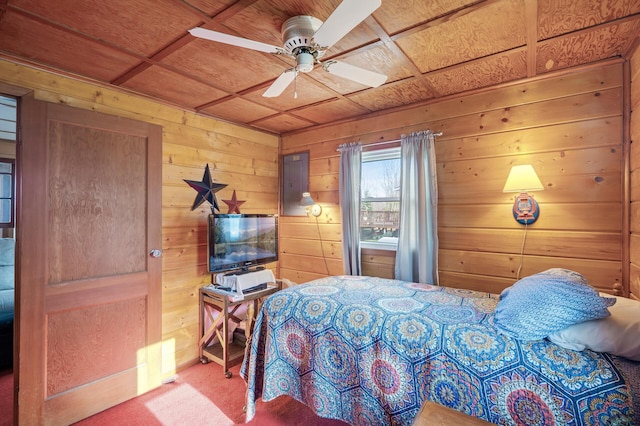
left=323, top=61, right=387, bottom=87
left=263, top=70, right=297, bottom=97
left=189, top=27, right=281, bottom=54
left=313, top=0, right=382, bottom=49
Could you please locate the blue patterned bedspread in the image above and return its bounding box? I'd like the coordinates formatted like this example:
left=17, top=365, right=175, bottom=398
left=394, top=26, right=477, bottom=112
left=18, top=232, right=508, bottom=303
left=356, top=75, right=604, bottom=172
left=241, top=276, right=638, bottom=425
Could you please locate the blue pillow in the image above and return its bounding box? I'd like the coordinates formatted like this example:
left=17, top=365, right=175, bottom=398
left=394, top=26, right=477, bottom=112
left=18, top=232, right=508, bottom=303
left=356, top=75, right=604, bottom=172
left=494, top=268, right=616, bottom=341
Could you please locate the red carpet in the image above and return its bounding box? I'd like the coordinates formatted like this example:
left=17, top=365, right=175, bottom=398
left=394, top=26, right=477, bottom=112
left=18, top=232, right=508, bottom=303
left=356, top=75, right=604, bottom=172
left=74, top=362, right=349, bottom=425
left=0, top=370, right=12, bottom=426
left=0, top=362, right=349, bottom=425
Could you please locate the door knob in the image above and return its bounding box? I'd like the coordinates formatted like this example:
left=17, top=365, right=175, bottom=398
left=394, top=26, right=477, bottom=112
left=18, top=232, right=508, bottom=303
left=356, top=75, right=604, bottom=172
left=149, top=249, right=163, bottom=258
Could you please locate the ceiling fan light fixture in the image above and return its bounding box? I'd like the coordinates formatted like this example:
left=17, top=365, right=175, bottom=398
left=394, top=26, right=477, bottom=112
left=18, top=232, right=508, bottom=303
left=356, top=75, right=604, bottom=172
left=296, top=50, right=315, bottom=72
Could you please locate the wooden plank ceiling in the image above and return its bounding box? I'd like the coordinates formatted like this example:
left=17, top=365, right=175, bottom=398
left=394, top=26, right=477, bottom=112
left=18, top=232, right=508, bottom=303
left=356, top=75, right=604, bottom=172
left=0, top=0, right=639, bottom=134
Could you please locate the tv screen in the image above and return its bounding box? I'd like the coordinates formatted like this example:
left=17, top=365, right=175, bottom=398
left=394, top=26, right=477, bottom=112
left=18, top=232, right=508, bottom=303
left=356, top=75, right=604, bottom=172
left=208, top=214, right=278, bottom=273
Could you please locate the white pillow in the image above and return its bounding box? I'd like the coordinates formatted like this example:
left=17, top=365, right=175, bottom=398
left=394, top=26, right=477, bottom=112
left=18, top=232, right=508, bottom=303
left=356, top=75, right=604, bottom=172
left=548, top=294, right=640, bottom=361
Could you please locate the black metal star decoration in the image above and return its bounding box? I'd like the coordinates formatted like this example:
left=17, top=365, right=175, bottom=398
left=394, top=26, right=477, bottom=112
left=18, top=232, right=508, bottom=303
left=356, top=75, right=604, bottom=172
left=183, top=164, right=227, bottom=212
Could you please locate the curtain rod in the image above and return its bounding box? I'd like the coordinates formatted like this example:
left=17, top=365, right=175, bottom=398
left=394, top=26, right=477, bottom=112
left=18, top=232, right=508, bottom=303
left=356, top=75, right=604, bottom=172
left=336, top=131, right=443, bottom=151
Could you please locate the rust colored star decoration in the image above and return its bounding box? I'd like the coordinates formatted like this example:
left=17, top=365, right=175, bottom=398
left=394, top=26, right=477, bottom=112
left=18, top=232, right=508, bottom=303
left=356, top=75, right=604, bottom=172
left=183, top=164, right=227, bottom=213
left=222, top=190, right=246, bottom=214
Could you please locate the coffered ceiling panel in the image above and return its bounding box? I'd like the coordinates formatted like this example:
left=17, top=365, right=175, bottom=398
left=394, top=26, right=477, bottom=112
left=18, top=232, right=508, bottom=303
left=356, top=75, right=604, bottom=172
left=374, top=0, right=479, bottom=34
left=252, top=113, right=315, bottom=133
left=395, top=0, right=527, bottom=73
left=0, top=10, right=140, bottom=81
left=10, top=0, right=202, bottom=56
left=538, top=0, right=640, bottom=39
left=181, top=0, right=236, bottom=17
left=425, top=50, right=528, bottom=97
left=0, top=0, right=638, bottom=134
left=160, top=38, right=287, bottom=94
left=536, top=19, right=640, bottom=74
left=201, top=97, right=279, bottom=124
left=120, top=66, right=229, bottom=109
left=291, top=98, right=371, bottom=124
left=347, top=77, right=438, bottom=111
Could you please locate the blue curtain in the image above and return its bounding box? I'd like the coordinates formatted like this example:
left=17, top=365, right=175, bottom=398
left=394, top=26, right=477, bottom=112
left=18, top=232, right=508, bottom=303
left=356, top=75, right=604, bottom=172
left=394, top=131, right=439, bottom=284
left=338, top=142, right=362, bottom=275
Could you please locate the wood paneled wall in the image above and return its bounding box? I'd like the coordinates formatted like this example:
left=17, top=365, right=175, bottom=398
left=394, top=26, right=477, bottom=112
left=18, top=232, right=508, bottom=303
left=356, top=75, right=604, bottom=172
left=281, top=60, right=626, bottom=296
left=1, top=53, right=635, bottom=374
left=630, top=43, right=640, bottom=301
left=0, top=59, right=279, bottom=374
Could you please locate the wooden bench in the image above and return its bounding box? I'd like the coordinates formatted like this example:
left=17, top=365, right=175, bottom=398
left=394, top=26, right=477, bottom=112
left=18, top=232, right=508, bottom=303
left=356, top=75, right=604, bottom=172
left=412, top=401, right=492, bottom=425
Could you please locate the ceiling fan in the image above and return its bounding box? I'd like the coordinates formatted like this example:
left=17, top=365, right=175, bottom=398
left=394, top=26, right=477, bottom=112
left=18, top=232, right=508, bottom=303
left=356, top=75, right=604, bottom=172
left=189, top=0, right=388, bottom=98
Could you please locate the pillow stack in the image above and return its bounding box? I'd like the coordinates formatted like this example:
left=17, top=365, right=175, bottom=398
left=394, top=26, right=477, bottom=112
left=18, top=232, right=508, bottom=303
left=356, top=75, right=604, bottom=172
left=495, top=268, right=640, bottom=361
left=548, top=294, right=640, bottom=361
left=494, top=268, right=615, bottom=341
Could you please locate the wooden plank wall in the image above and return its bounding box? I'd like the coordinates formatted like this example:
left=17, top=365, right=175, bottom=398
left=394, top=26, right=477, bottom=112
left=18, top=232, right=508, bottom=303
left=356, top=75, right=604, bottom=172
left=0, top=59, right=280, bottom=374
left=630, top=43, right=640, bottom=301
left=281, top=60, right=626, bottom=296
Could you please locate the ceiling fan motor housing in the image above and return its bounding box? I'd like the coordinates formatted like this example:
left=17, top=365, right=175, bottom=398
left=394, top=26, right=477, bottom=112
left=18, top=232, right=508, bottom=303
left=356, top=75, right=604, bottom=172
left=282, top=15, right=324, bottom=57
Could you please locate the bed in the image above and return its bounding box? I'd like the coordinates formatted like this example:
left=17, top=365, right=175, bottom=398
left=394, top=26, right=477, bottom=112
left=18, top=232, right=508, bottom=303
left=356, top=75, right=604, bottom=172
left=241, top=273, right=640, bottom=425
left=0, top=237, right=14, bottom=370
left=0, top=238, right=14, bottom=325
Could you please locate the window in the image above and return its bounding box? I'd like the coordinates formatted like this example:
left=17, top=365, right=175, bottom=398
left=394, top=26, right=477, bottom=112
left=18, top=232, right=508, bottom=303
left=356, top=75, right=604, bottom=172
left=0, top=95, right=16, bottom=229
left=0, top=159, right=14, bottom=228
left=0, top=96, right=17, bottom=141
left=360, top=147, right=400, bottom=250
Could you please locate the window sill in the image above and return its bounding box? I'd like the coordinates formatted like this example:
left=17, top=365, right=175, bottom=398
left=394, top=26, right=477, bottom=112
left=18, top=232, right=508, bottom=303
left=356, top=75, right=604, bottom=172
left=361, top=241, right=398, bottom=251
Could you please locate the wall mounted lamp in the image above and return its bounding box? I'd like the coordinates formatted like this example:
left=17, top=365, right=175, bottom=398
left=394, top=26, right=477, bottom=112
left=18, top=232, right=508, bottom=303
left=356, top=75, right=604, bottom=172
left=502, top=164, right=544, bottom=225
left=300, top=192, right=322, bottom=217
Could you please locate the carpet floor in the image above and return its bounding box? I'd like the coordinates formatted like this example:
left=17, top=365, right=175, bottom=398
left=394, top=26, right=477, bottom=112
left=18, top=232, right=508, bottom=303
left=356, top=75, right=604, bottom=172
left=0, top=369, right=11, bottom=426
left=1, top=362, right=349, bottom=426
left=74, top=361, right=348, bottom=425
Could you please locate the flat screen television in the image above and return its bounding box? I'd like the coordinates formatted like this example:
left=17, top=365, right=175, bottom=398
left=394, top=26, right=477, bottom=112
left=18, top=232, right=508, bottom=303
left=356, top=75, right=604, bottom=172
left=208, top=213, right=278, bottom=273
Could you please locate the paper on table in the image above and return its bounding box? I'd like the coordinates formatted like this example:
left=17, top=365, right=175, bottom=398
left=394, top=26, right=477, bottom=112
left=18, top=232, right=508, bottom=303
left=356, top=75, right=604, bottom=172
left=205, top=284, right=245, bottom=302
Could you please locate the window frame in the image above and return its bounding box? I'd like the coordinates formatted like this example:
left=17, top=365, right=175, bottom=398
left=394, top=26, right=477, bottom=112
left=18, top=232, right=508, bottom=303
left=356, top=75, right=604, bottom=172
left=360, top=146, right=401, bottom=251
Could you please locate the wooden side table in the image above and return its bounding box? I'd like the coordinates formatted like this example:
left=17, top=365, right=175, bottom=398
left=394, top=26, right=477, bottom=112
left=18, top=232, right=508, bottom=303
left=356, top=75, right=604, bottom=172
left=198, top=281, right=280, bottom=378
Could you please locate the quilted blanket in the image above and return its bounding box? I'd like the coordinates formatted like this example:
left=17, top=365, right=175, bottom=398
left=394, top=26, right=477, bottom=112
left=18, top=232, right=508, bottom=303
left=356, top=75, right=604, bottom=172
left=241, top=276, right=637, bottom=425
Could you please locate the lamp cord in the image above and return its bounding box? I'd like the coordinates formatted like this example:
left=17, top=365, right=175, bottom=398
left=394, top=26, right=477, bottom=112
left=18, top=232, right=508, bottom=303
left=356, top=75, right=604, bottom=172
left=516, top=221, right=528, bottom=281
left=315, top=216, right=330, bottom=276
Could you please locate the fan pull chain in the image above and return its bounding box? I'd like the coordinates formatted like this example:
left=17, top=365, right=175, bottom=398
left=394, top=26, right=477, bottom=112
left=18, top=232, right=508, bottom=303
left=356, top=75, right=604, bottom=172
left=293, top=71, right=298, bottom=99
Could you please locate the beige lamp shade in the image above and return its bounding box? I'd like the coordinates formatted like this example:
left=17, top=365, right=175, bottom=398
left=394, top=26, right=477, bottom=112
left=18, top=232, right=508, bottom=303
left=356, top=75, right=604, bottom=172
left=503, top=165, right=544, bottom=193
